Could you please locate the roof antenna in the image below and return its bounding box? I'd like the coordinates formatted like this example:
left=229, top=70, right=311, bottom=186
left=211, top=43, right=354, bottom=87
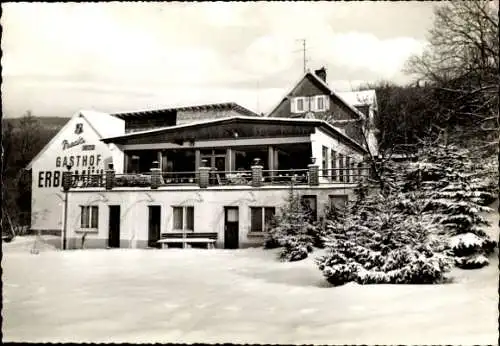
left=295, top=38, right=308, bottom=73
left=257, top=80, right=260, bottom=115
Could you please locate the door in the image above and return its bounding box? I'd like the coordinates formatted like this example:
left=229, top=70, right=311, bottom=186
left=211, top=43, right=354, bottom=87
left=148, top=206, right=161, bottom=248
left=215, top=156, right=226, bottom=181
left=224, top=207, right=239, bottom=249
left=108, top=205, right=121, bottom=248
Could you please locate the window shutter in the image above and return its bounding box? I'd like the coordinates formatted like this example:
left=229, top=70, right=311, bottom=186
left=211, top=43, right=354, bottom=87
left=324, top=95, right=330, bottom=111
left=303, top=97, right=309, bottom=112
left=310, top=96, right=317, bottom=112
left=290, top=97, right=296, bottom=113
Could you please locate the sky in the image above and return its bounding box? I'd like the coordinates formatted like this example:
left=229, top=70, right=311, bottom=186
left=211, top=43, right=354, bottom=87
left=1, top=1, right=437, bottom=118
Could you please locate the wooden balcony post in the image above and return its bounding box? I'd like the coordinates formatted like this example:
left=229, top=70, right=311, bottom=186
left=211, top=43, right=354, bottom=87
left=268, top=146, right=275, bottom=180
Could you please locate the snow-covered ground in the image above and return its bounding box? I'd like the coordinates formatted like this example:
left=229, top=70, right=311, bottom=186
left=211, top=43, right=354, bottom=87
left=2, top=207, right=499, bottom=344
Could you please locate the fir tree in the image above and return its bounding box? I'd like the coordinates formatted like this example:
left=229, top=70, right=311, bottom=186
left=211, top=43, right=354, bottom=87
left=264, top=187, right=318, bottom=261
left=403, top=144, right=497, bottom=269
left=317, top=189, right=451, bottom=285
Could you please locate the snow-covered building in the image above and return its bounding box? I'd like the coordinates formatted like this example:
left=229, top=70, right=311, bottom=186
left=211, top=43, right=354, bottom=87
left=37, top=81, right=373, bottom=250
left=26, top=110, right=125, bottom=234
left=336, top=89, right=379, bottom=157
left=61, top=114, right=370, bottom=250
left=267, top=68, right=379, bottom=158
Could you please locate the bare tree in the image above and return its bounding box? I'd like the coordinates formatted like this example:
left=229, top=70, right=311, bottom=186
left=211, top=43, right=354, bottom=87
left=405, top=1, right=499, bottom=152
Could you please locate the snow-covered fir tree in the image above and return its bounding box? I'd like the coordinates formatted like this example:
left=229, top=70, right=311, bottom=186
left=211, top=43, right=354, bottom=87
left=264, top=187, right=319, bottom=261
left=404, top=144, right=497, bottom=269
left=317, top=189, right=452, bottom=285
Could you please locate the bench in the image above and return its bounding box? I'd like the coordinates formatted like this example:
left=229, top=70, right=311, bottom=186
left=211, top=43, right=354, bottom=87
left=157, top=238, right=216, bottom=249
left=158, top=232, right=218, bottom=249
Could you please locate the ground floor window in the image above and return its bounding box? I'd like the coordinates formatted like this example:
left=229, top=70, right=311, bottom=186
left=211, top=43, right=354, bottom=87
left=329, top=195, right=348, bottom=211
left=81, top=206, right=98, bottom=228
left=250, top=207, right=276, bottom=232
left=172, top=206, right=194, bottom=231
left=300, top=195, right=317, bottom=221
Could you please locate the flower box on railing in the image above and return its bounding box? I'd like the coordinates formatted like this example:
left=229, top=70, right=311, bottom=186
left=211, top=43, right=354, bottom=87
left=114, top=174, right=152, bottom=187
left=70, top=174, right=105, bottom=188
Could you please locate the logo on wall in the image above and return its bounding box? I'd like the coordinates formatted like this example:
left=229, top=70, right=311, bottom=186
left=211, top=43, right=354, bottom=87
left=75, top=123, right=84, bottom=134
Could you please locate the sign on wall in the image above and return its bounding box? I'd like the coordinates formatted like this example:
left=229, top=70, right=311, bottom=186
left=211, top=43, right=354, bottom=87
left=36, top=122, right=105, bottom=188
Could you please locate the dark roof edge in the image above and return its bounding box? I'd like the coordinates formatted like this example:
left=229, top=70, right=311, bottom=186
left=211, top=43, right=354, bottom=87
left=102, top=115, right=367, bottom=154
left=111, top=102, right=259, bottom=119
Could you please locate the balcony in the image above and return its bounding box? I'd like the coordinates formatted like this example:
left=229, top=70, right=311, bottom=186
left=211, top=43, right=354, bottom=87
left=62, top=162, right=371, bottom=191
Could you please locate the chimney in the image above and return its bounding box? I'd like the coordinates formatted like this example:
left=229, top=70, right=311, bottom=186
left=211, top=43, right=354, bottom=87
left=314, top=67, right=327, bottom=83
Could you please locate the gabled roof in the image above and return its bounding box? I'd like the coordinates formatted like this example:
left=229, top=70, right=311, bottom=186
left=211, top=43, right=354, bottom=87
left=25, top=110, right=124, bottom=170
left=266, top=71, right=367, bottom=120
left=112, top=102, right=259, bottom=119
left=81, top=110, right=125, bottom=138
left=102, top=115, right=368, bottom=154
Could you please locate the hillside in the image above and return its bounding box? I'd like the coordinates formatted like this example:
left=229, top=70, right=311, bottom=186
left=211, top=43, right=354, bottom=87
left=3, top=116, right=70, bottom=131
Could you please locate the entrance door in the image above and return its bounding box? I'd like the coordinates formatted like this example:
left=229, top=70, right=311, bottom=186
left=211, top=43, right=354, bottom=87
left=108, top=205, right=121, bottom=248
left=148, top=206, right=161, bottom=248
left=224, top=207, right=239, bottom=249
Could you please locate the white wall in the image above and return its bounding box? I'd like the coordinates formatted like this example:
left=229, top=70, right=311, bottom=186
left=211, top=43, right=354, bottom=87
left=65, top=185, right=355, bottom=249
left=310, top=128, right=365, bottom=183
left=30, top=114, right=117, bottom=232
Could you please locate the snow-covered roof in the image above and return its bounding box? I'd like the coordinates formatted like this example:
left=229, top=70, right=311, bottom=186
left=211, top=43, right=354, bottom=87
left=337, top=90, right=377, bottom=109
left=79, top=110, right=125, bottom=138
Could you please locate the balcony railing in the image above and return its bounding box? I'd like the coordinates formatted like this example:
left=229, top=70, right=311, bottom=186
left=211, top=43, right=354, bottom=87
left=70, top=174, right=105, bottom=188
left=209, top=170, right=252, bottom=186
left=262, top=169, right=309, bottom=185
left=319, top=167, right=372, bottom=183
left=63, top=165, right=371, bottom=190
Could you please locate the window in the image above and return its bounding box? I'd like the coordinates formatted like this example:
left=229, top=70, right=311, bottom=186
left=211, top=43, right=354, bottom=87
left=322, top=146, right=328, bottom=177
left=329, top=195, right=348, bottom=211
left=300, top=195, right=317, bottom=221
left=80, top=206, right=98, bottom=228
left=291, top=97, right=309, bottom=113
left=338, top=153, right=344, bottom=182
left=345, top=156, right=351, bottom=183
left=250, top=207, right=275, bottom=232
left=172, top=206, right=194, bottom=231
left=297, top=98, right=304, bottom=112
left=331, top=150, right=337, bottom=181
left=316, top=95, right=326, bottom=111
